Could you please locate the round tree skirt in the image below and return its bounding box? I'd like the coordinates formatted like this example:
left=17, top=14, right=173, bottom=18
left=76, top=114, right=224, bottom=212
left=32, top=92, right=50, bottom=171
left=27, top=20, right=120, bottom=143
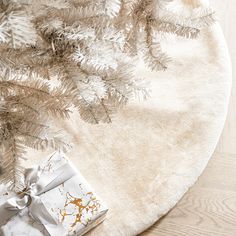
left=26, top=0, right=231, bottom=235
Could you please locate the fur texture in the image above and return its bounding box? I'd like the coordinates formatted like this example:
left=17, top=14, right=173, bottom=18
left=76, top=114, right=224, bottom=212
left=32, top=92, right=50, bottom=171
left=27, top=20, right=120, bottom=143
left=24, top=1, right=232, bottom=236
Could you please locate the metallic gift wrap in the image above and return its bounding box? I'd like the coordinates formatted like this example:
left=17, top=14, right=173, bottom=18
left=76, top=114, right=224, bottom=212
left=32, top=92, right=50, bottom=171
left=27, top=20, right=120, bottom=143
left=0, top=152, right=108, bottom=236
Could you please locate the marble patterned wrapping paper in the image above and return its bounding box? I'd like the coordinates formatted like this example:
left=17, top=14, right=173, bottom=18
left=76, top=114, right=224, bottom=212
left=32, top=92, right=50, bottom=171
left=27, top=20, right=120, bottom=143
left=0, top=152, right=108, bottom=236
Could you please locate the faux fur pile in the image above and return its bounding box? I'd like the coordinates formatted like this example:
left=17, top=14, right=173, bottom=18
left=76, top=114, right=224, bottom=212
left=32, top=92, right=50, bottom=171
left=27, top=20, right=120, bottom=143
left=23, top=0, right=232, bottom=235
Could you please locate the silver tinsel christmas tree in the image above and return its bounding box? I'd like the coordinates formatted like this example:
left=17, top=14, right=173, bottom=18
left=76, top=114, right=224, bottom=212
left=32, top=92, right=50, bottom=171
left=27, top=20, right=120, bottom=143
left=0, top=0, right=215, bottom=189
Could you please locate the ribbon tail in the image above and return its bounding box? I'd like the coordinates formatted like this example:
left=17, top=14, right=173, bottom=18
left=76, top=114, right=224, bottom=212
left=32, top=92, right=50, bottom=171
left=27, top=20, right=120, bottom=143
left=36, top=163, right=77, bottom=195
left=0, top=202, right=20, bottom=227
left=29, top=198, right=67, bottom=236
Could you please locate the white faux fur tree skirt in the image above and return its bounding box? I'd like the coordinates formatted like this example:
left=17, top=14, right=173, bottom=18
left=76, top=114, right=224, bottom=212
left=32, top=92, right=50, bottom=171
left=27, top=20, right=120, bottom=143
left=23, top=1, right=232, bottom=235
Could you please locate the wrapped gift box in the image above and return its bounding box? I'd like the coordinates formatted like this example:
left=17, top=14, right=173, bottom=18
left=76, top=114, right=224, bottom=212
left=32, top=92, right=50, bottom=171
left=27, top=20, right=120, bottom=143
left=0, top=152, right=108, bottom=236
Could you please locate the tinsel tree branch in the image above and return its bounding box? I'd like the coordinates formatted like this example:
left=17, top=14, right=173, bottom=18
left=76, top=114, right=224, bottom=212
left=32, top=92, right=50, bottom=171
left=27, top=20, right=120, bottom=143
left=0, top=69, right=72, bottom=189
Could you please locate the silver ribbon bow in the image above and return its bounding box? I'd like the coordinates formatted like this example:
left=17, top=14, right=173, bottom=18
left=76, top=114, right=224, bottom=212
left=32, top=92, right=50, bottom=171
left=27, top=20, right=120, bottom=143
left=0, top=162, right=77, bottom=235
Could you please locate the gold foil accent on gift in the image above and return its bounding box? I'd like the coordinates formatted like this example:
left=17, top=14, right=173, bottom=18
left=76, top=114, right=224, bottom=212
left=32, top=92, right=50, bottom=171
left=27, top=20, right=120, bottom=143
left=41, top=152, right=60, bottom=173
left=41, top=158, right=53, bottom=173
left=59, top=191, right=101, bottom=230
